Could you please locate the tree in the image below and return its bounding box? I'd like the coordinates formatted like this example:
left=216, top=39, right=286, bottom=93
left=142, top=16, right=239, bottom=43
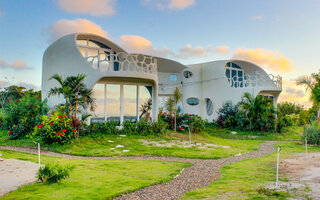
left=165, top=87, right=182, bottom=131
left=139, top=98, right=152, bottom=122
left=297, top=71, right=320, bottom=123
left=48, top=74, right=95, bottom=119
left=238, top=92, right=276, bottom=131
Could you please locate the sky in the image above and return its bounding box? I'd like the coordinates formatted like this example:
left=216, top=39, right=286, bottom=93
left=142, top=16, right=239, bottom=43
left=0, top=0, right=319, bottom=108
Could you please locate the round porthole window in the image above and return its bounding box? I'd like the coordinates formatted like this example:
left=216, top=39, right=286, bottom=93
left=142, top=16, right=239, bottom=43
left=184, top=71, right=193, bottom=78
left=205, top=98, right=213, bottom=116
left=187, top=97, right=199, bottom=106
left=170, top=74, right=177, bottom=82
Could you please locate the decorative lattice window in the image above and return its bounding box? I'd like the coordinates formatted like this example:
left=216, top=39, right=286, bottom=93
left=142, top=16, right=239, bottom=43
left=225, top=62, right=248, bottom=88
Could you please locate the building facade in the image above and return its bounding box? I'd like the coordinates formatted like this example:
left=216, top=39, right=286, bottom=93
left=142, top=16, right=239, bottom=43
left=42, top=33, right=282, bottom=123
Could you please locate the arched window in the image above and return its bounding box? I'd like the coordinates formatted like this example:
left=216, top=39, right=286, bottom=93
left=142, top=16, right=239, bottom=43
left=225, top=62, right=248, bottom=88
left=205, top=98, right=213, bottom=116
left=76, top=39, right=119, bottom=71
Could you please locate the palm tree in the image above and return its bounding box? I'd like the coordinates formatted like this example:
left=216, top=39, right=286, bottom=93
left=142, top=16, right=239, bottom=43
left=165, top=87, right=182, bottom=131
left=297, top=71, right=320, bottom=123
left=238, top=92, right=275, bottom=131
left=139, top=98, right=152, bottom=121
left=48, top=74, right=95, bottom=119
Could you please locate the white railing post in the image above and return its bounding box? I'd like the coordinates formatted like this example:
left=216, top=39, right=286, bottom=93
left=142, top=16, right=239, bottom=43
left=37, top=143, right=41, bottom=168
left=305, top=137, right=308, bottom=160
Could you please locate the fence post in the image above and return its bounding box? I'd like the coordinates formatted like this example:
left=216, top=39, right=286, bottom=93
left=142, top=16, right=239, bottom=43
left=305, top=137, right=308, bottom=160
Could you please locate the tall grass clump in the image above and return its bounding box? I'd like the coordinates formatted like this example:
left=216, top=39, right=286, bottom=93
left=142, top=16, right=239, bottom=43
left=303, top=121, right=320, bottom=145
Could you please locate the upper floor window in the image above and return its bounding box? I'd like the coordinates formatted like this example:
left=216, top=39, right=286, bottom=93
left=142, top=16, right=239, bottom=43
left=225, top=62, right=248, bottom=88
left=186, top=97, right=199, bottom=106
left=183, top=71, right=193, bottom=78
left=170, top=74, right=177, bottom=82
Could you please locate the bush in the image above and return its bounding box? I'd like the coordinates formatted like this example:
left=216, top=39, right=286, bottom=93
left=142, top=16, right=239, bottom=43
left=0, top=109, right=5, bottom=129
left=215, top=101, right=238, bottom=128
left=32, top=109, right=75, bottom=145
left=83, top=120, right=168, bottom=136
left=303, top=121, right=320, bottom=145
left=83, top=121, right=119, bottom=136
left=38, top=162, right=74, bottom=183
left=3, top=94, right=48, bottom=140
left=158, top=110, right=205, bottom=133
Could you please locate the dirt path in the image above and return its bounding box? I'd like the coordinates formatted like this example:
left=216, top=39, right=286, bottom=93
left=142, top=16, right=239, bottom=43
left=0, top=158, right=39, bottom=197
left=0, top=141, right=278, bottom=200
left=275, top=152, right=320, bottom=200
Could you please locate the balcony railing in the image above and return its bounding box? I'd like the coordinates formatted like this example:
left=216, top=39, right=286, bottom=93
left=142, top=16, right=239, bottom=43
left=78, top=45, right=157, bottom=75
left=228, top=73, right=282, bottom=89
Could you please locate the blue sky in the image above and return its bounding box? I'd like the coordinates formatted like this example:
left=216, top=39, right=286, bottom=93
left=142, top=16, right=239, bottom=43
left=0, top=0, right=319, bottom=107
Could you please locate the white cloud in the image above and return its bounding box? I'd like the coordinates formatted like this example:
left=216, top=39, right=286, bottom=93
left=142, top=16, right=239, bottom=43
left=252, top=15, right=263, bottom=20
left=141, top=0, right=195, bottom=10
left=0, top=79, right=39, bottom=90
left=120, top=35, right=173, bottom=57
left=214, top=46, right=231, bottom=54
left=278, top=79, right=312, bottom=108
left=46, top=18, right=108, bottom=42
left=231, top=48, right=295, bottom=73
left=175, top=44, right=215, bottom=59
left=57, top=0, right=116, bottom=16
left=0, top=58, right=32, bottom=70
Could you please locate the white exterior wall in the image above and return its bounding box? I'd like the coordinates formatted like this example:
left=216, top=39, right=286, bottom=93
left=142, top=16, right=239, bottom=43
left=42, top=33, right=282, bottom=123
left=42, top=33, right=159, bottom=121
left=178, top=60, right=282, bottom=122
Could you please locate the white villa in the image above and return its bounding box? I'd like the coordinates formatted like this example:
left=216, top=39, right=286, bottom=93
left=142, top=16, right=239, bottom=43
left=42, top=33, right=282, bottom=123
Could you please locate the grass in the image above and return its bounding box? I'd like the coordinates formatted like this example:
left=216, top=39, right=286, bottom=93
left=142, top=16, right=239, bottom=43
left=0, top=149, right=191, bottom=200
left=180, top=142, right=320, bottom=200
left=206, top=126, right=304, bottom=141
left=0, top=129, right=262, bottom=159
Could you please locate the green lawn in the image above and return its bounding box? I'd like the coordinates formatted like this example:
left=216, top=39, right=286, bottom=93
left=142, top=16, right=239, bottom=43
left=206, top=126, right=304, bottom=141
left=180, top=142, right=320, bottom=200
left=0, top=149, right=191, bottom=200
left=0, top=130, right=262, bottom=159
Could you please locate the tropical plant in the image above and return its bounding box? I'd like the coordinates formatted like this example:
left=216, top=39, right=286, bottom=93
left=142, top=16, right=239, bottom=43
left=139, top=98, right=152, bottom=122
left=303, top=120, right=320, bottom=145
left=297, top=71, right=320, bottom=123
left=164, top=87, right=182, bottom=131
left=158, top=110, right=205, bottom=133
left=238, top=93, right=276, bottom=131
left=38, top=162, right=74, bottom=183
left=32, top=108, right=75, bottom=145
left=215, top=101, right=238, bottom=128
left=48, top=74, right=95, bottom=119
left=3, top=94, right=48, bottom=140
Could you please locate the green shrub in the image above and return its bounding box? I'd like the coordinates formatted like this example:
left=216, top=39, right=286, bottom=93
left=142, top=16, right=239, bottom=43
left=83, top=121, right=119, bottom=135
left=215, top=101, right=238, bottom=128
left=3, top=94, right=48, bottom=140
left=0, top=109, right=5, bottom=128
left=158, top=110, right=205, bottom=133
left=303, top=121, right=320, bottom=145
left=122, top=120, right=137, bottom=135
left=32, top=109, right=75, bottom=145
left=38, top=162, right=74, bottom=183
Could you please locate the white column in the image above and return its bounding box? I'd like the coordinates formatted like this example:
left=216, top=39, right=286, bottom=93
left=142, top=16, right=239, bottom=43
left=104, top=83, right=107, bottom=121
left=152, top=85, right=158, bottom=122
left=136, top=84, right=140, bottom=121
left=120, top=84, right=124, bottom=125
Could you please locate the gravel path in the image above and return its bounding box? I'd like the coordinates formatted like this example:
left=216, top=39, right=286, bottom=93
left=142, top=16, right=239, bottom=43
left=0, top=141, right=278, bottom=200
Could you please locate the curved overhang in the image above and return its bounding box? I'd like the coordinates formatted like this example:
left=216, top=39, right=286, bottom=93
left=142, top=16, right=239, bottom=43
left=76, top=33, right=126, bottom=53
